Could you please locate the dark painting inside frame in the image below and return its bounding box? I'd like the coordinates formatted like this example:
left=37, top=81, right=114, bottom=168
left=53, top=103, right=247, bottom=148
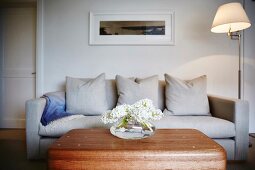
left=100, top=21, right=165, bottom=35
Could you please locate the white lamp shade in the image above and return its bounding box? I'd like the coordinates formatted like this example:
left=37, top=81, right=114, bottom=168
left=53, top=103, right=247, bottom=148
left=211, top=2, right=251, bottom=33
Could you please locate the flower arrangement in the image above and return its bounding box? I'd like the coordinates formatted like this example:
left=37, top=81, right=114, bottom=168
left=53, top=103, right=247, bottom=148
left=101, top=99, right=163, bottom=132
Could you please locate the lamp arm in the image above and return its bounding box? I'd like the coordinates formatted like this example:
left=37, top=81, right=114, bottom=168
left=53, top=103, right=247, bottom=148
left=228, top=31, right=241, bottom=40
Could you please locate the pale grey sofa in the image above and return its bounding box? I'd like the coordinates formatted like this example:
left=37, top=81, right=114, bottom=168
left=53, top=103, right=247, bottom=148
left=26, top=80, right=249, bottom=160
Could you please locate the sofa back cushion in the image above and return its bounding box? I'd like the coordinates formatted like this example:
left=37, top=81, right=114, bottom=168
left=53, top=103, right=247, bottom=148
left=105, top=79, right=165, bottom=111
left=164, top=74, right=210, bottom=115
left=66, top=73, right=108, bottom=115
left=115, top=75, right=159, bottom=107
left=105, top=80, right=118, bottom=110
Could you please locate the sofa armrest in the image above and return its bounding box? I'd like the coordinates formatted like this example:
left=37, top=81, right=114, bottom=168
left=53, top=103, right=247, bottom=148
left=25, top=98, right=46, bottom=159
left=208, top=95, right=249, bottom=160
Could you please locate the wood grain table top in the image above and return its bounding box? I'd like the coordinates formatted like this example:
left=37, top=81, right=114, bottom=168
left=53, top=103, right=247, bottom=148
left=48, top=129, right=227, bottom=170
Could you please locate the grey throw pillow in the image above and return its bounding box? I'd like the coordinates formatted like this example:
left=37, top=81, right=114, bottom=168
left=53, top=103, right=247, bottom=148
left=116, top=75, right=159, bottom=108
left=164, top=74, right=210, bottom=115
left=66, top=73, right=108, bottom=115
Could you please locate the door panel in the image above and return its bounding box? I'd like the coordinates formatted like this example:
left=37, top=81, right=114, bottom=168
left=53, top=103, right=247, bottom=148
left=0, top=7, right=36, bottom=128
left=1, top=78, right=35, bottom=128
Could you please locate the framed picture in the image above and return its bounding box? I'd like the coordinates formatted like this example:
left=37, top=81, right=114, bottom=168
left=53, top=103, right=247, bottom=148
left=89, top=10, right=175, bottom=45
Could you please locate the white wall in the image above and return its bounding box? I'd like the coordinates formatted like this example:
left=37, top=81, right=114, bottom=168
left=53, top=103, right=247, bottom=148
left=244, top=0, right=255, bottom=133
left=40, top=0, right=254, bottom=131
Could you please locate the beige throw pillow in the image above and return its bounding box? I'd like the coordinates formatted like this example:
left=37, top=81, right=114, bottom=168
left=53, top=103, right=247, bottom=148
left=66, top=73, right=108, bottom=115
left=164, top=74, right=210, bottom=115
left=116, top=75, right=159, bottom=108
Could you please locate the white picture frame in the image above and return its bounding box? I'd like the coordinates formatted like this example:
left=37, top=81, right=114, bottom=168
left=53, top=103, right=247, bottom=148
left=89, top=10, right=175, bottom=45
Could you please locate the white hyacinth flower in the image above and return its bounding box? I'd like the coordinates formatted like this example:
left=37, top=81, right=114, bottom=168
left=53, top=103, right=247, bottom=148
left=101, top=99, right=163, bottom=125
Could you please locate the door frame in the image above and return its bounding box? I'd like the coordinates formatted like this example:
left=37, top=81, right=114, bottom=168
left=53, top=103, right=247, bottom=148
left=36, top=0, right=44, bottom=97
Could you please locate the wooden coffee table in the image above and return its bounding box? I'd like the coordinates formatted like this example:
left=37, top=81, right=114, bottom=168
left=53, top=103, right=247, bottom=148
left=48, top=129, right=226, bottom=170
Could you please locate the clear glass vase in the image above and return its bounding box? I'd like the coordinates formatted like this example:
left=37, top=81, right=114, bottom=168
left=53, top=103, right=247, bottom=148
left=110, top=117, right=155, bottom=139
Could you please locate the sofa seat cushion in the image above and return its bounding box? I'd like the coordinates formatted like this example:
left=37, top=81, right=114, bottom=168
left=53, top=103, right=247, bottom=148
left=39, top=115, right=111, bottom=137
left=153, top=115, right=235, bottom=138
left=39, top=114, right=235, bottom=139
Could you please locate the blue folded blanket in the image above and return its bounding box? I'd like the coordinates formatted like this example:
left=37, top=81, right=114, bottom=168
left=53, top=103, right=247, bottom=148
left=41, top=92, right=72, bottom=126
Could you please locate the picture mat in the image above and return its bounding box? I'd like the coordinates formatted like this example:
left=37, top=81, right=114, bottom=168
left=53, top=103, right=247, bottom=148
left=90, top=11, right=175, bottom=45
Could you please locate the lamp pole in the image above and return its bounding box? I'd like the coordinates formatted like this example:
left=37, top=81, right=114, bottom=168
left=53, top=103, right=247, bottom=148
left=229, top=31, right=241, bottom=99
left=238, top=33, right=241, bottom=99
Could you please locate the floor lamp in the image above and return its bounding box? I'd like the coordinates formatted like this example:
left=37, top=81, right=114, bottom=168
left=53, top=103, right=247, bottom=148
left=211, top=2, right=251, bottom=99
